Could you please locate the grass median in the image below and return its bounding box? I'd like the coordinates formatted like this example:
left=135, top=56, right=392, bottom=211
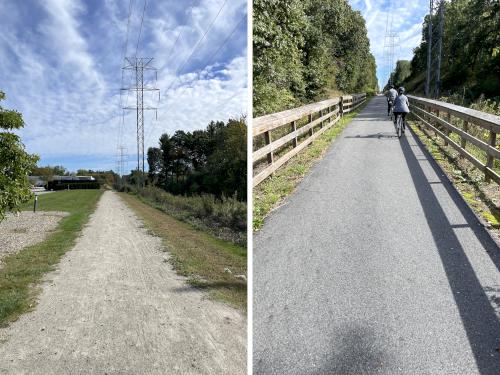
left=253, top=100, right=370, bottom=230
left=0, top=189, right=102, bottom=327
left=119, top=192, right=247, bottom=311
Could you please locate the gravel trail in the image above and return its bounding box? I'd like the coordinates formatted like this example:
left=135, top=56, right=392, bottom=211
left=0, top=191, right=246, bottom=374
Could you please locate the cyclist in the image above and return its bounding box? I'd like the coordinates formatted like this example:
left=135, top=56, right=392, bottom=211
left=386, top=85, right=397, bottom=116
left=393, top=87, right=410, bottom=132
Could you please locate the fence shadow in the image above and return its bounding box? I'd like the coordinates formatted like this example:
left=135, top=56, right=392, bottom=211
left=399, top=130, right=500, bottom=374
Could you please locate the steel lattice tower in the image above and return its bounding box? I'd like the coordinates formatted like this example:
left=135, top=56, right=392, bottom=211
left=425, top=0, right=445, bottom=98
left=383, top=1, right=400, bottom=88
left=121, top=57, right=158, bottom=184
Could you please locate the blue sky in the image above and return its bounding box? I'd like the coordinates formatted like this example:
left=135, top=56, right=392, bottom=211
left=348, top=0, right=428, bottom=89
left=0, top=0, right=247, bottom=172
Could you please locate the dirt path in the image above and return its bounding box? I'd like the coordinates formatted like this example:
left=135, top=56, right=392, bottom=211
left=0, top=191, right=246, bottom=374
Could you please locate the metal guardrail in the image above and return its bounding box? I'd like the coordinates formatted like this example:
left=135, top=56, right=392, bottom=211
left=253, top=93, right=366, bottom=187
left=408, top=95, right=500, bottom=184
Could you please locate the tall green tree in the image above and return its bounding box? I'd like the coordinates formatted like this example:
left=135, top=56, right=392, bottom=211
left=253, top=0, right=377, bottom=116
left=147, top=147, right=162, bottom=184
left=0, top=90, right=39, bottom=221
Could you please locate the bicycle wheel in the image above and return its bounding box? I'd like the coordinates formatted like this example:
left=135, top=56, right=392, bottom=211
left=397, top=115, right=403, bottom=138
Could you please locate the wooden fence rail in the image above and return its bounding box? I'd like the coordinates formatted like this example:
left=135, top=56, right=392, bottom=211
left=408, top=95, right=500, bottom=184
left=253, top=93, right=366, bottom=187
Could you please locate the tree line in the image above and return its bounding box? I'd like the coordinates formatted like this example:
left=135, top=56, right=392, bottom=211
left=145, top=118, right=247, bottom=201
left=31, top=165, right=118, bottom=187
left=388, top=0, right=499, bottom=102
left=253, top=0, right=378, bottom=116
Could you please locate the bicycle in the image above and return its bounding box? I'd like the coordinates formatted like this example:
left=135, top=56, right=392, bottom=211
left=388, top=100, right=394, bottom=122
left=394, top=113, right=406, bottom=138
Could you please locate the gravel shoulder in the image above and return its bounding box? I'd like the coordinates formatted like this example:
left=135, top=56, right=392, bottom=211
left=0, top=191, right=246, bottom=374
left=0, top=211, right=68, bottom=267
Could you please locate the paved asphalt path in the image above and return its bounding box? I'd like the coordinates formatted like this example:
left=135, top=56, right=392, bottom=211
left=253, top=96, right=500, bottom=375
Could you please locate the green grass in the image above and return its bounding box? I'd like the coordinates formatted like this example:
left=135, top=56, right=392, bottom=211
left=0, top=190, right=103, bottom=327
left=253, top=100, right=370, bottom=230
left=119, top=193, right=247, bottom=311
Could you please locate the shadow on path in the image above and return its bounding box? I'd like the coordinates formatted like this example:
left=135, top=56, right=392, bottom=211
left=400, top=130, right=500, bottom=374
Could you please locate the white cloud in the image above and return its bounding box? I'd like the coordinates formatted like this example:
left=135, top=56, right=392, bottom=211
left=0, top=0, right=247, bottom=171
left=349, top=0, right=428, bottom=88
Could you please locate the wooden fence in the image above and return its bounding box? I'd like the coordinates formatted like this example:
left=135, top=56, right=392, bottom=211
left=408, top=95, right=500, bottom=184
left=253, top=93, right=366, bottom=187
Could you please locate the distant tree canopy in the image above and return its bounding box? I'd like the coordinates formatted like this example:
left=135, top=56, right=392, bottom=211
left=0, top=90, right=38, bottom=220
left=384, top=60, right=411, bottom=91
left=32, top=165, right=68, bottom=181
left=76, top=170, right=118, bottom=187
left=147, top=118, right=247, bottom=201
left=253, top=0, right=377, bottom=116
left=391, top=0, right=499, bottom=101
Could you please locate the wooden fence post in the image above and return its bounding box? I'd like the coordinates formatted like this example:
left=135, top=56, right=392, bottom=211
left=486, top=130, right=497, bottom=182
left=340, top=97, right=344, bottom=117
left=309, top=114, right=314, bottom=137
left=264, top=130, right=273, bottom=165
left=444, top=112, right=451, bottom=146
left=461, top=120, right=468, bottom=157
left=291, top=120, right=298, bottom=148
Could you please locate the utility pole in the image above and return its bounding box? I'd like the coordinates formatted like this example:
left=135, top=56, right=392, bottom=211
left=121, top=57, right=159, bottom=188
left=425, top=0, right=445, bottom=98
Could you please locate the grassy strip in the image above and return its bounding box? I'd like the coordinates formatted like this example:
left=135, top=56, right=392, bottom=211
left=409, top=121, right=500, bottom=232
left=253, top=100, right=370, bottom=229
left=0, top=190, right=103, bottom=327
left=124, top=186, right=246, bottom=246
left=119, top=193, right=247, bottom=311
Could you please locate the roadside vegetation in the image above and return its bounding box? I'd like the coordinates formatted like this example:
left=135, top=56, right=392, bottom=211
left=253, top=101, right=369, bottom=229
left=0, top=190, right=102, bottom=326
left=123, top=186, right=246, bottom=245
left=120, top=193, right=247, bottom=311
left=253, top=0, right=378, bottom=116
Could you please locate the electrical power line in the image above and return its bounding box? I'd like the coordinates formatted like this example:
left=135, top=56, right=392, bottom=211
left=146, top=1, right=239, bottom=143
left=116, top=0, right=134, bottom=176
left=160, top=0, right=228, bottom=97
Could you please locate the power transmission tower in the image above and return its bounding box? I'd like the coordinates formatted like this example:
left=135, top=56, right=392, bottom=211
left=116, top=145, right=128, bottom=177
left=121, top=57, right=159, bottom=187
left=383, top=2, right=400, bottom=88
left=425, top=0, right=445, bottom=98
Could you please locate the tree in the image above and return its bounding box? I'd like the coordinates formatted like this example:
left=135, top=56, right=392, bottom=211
left=0, top=90, right=39, bottom=221
left=159, top=133, right=172, bottom=188
left=384, top=60, right=411, bottom=90
left=147, top=147, right=162, bottom=184
left=253, top=0, right=377, bottom=116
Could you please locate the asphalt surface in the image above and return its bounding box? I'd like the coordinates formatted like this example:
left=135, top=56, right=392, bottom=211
left=253, top=96, right=500, bottom=375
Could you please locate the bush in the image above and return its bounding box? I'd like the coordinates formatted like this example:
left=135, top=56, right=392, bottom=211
left=121, top=185, right=247, bottom=236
